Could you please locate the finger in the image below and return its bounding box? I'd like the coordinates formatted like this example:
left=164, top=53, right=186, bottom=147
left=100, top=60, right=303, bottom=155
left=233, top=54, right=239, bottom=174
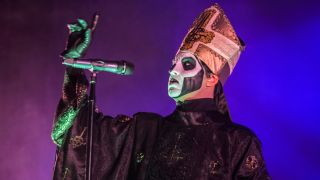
left=90, top=13, right=99, bottom=31
left=84, top=29, right=92, bottom=42
left=75, top=28, right=92, bottom=54
left=67, top=24, right=82, bottom=32
left=77, top=18, right=88, bottom=29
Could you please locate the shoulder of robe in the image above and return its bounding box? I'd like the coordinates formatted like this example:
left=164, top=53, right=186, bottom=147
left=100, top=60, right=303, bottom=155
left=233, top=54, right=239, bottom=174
left=228, top=123, right=258, bottom=139
left=133, top=112, right=163, bottom=128
left=132, top=112, right=163, bottom=147
left=114, top=114, right=133, bottom=123
left=229, top=123, right=269, bottom=176
left=110, top=112, right=163, bottom=123
left=133, top=112, right=163, bottom=121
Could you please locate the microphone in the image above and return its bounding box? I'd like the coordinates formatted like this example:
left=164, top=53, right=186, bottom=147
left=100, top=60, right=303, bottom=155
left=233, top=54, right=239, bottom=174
left=62, top=58, right=134, bottom=75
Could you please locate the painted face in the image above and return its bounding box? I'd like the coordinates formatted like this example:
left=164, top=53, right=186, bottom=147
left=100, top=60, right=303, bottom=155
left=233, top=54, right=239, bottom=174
left=168, top=51, right=204, bottom=99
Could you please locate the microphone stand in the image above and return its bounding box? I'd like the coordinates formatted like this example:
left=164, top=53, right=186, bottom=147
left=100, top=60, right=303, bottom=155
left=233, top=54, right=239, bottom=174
left=62, top=57, right=133, bottom=180
left=85, top=71, right=97, bottom=180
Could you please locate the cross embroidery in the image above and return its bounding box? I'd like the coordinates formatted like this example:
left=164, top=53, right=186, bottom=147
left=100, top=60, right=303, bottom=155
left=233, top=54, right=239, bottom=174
left=69, top=127, right=87, bottom=149
left=181, top=9, right=216, bottom=50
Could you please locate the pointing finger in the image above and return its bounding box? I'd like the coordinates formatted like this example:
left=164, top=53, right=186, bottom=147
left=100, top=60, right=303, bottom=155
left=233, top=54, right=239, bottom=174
left=90, top=13, right=99, bottom=31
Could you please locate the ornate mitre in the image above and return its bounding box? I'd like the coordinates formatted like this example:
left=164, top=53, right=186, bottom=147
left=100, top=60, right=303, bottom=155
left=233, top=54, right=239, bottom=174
left=178, top=3, right=245, bottom=84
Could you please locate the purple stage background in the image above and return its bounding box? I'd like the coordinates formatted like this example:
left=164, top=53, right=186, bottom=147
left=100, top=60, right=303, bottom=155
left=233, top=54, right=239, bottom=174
left=1, top=0, right=320, bottom=179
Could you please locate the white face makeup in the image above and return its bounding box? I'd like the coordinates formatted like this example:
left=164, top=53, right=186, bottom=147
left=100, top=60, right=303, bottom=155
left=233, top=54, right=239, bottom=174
left=168, top=51, right=204, bottom=98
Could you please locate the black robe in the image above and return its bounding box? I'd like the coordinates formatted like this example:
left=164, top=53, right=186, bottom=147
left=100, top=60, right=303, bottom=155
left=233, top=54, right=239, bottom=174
left=52, top=68, right=270, bottom=180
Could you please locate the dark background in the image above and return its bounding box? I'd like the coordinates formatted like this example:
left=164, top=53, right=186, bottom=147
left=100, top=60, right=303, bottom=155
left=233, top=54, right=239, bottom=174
left=1, top=0, right=320, bottom=179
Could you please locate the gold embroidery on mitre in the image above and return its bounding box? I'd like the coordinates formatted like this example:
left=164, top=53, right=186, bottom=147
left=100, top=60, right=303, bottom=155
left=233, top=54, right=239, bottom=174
left=211, top=4, right=241, bottom=46
left=177, top=3, right=244, bottom=84
left=245, top=155, right=259, bottom=170
left=195, top=44, right=227, bottom=75
left=180, top=9, right=216, bottom=50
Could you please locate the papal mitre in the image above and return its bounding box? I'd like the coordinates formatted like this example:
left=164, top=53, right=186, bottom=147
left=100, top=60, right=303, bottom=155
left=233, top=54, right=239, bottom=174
left=177, top=3, right=245, bottom=84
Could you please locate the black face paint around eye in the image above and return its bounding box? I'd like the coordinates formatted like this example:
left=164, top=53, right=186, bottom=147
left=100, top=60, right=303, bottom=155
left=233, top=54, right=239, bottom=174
left=182, top=57, right=196, bottom=70
left=176, top=68, right=204, bottom=98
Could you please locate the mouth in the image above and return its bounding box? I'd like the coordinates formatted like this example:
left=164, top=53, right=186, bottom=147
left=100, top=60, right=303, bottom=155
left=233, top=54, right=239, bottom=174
left=169, top=78, right=179, bottom=85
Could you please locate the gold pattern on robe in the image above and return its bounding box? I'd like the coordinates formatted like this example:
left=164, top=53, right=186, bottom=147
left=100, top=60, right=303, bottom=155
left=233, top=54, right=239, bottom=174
left=209, top=160, right=221, bottom=175
left=245, top=155, right=259, bottom=170
left=159, top=133, right=185, bottom=165
left=70, top=127, right=87, bottom=149
left=62, top=168, right=69, bottom=180
left=136, top=152, right=145, bottom=163
left=116, top=115, right=132, bottom=122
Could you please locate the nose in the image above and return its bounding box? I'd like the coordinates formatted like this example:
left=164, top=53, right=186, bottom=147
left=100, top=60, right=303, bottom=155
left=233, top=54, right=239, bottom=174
left=169, top=64, right=179, bottom=76
left=169, top=69, right=179, bottom=76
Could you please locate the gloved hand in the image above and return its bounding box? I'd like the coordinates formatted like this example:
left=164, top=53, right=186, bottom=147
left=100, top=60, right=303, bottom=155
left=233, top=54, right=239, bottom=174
left=61, top=18, right=92, bottom=59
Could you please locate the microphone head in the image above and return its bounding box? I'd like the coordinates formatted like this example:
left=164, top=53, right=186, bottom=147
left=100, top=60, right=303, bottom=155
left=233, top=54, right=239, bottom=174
left=122, top=61, right=134, bottom=75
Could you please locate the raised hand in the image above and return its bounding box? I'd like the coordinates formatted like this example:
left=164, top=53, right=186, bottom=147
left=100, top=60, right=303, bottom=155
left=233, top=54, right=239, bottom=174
left=61, top=14, right=99, bottom=59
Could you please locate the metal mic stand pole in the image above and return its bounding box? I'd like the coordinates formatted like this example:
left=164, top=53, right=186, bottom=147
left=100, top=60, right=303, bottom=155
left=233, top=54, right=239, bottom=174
left=85, top=71, right=97, bottom=180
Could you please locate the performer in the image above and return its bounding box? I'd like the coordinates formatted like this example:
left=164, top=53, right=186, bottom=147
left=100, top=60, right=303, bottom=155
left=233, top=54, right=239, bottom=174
left=52, top=4, right=270, bottom=180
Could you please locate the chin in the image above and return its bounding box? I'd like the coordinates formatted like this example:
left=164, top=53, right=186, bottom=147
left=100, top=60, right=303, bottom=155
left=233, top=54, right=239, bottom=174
left=168, top=89, right=181, bottom=98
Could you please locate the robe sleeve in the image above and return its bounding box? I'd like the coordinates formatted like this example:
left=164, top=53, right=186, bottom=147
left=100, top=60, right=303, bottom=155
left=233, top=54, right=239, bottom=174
left=51, top=67, right=136, bottom=179
left=51, top=67, right=88, bottom=147
left=51, top=67, right=162, bottom=180
left=232, top=127, right=271, bottom=180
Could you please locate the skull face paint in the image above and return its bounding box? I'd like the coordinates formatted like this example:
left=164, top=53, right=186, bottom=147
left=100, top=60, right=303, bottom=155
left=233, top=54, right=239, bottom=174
left=168, top=51, right=204, bottom=99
